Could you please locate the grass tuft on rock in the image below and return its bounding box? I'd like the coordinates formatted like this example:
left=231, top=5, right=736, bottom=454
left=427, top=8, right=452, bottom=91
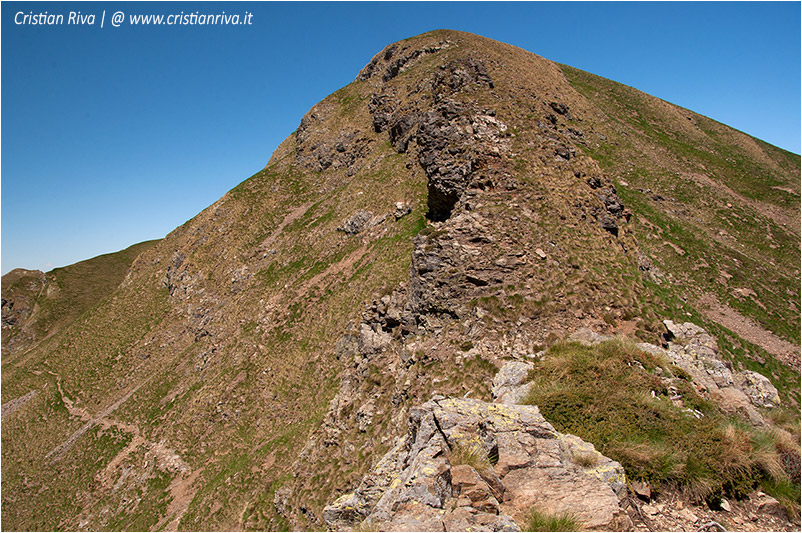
left=570, top=451, right=600, bottom=468
left=448, top=441, right=491, bottom=472
left=523, top=507, right=582, bottom=531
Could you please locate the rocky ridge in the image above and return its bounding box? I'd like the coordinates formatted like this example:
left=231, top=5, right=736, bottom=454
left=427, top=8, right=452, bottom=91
left=323, top=360, right=629, bottom=532
left=320, top=319, right=794, bottom=532
left=285, top=33, right=648, bottom=520
left=274, top=31, right=797, bottom=529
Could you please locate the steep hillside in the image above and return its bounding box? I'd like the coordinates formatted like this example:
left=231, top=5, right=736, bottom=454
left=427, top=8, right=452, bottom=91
left=2, top=30, right=799, bottom=531
left=561, top=65, right=800, bottom=360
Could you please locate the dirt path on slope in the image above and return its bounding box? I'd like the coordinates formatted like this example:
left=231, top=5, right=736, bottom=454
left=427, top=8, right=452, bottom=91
left=684, top=172, right=800, bottom=235
left=697, top=293, right=800, bottom=368
left=258, top=201, right=315, bottom=252
left=1, top=390, right=37, bottom=421
left=44, top=376, right=153, bottom=460
left=45, top=371, right=197, bottom=530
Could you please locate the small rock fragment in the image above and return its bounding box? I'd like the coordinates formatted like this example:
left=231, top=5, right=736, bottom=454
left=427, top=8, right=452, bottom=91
left=338, top=210, right=374, bottom=235
left=394, top=202, right=412, bottom=220
left=631, top=480, right=651, bottom=501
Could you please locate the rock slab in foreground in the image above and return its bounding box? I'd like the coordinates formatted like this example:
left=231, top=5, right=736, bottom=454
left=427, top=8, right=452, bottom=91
left=324, top=389, right=630, bottom=531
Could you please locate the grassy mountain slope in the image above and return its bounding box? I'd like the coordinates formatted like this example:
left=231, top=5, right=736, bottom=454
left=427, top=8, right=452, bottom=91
left=1, top=240, right=160, bottom=358
left=2, top=30, right=798, bottom=531
left=562, top=65, right=800, bottom=343
left=557, top=65, right=800, bottom=405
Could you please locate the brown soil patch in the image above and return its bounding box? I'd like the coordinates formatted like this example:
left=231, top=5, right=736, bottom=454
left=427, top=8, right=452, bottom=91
left=157, top=467, right=204, bottom=531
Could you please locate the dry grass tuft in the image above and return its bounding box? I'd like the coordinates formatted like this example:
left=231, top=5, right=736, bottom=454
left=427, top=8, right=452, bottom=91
left=523, top=339, right=797, bottom=502
left=448, top=441, right=491, bottom=472
left=571, top=452, right=600, bottom=468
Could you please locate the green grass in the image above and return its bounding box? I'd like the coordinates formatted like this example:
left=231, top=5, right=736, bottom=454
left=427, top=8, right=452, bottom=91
left=761, top=478, right=801, bottom=518
left=523, top=508, right=583, bottom=532
left=522, top=340, right=793, bottom=502
left=561, top=64, right=798, bottom=207
left=559, top=62, right=800, bottom=354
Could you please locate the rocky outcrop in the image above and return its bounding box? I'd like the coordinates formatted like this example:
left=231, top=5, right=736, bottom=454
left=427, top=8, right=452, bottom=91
left=734, top=370, right=781, bottom=408
left=357, top=41, right=452, bottom=83
left=324, top=362, right=630, bottom=532
left=568, top=321, right=782, bottom=424
left=581, top=170, right=631, bottom=236
left=491, top=361, right=534, bottom=405
left=370, top=95, right=511, bottom=221
left=667, top=321, right=785, bottom=410
left=661, top=320, right=780, bottom=417
left=295, top=128, right=373, bottom=173
left=1, top=269, right=46, bottom=330
left=363, top=44, right=509, bottom=223
left=338, top=210, right=382, bottom=236
left=415, top=101, right=508, bottom=221
left=432, top=57, right=495, bottom=100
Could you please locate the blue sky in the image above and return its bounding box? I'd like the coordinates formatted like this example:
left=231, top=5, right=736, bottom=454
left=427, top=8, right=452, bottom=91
left=2, top=1, right=800, bottom=275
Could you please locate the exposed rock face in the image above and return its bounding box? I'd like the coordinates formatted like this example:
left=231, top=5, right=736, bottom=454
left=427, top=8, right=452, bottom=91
left=338, top=210, right=376, bottom=236
left=491, top=361, right=534, bottom=405
left=373, top=96, right=512, bottom=221
left=1, top=269, right=45, bottom=332
left=294, top=102, right=374, bottom=174
left=661, top=320, right=780, bottom=420
left=735, top=370, right=781, bottom=408
left=324, top=363, right=630, bottom=532
left=362, top=41, right=511, bottom=223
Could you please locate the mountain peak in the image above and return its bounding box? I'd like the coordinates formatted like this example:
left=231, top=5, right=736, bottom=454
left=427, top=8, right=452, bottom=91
left=2, top=30, right=799, bottom=531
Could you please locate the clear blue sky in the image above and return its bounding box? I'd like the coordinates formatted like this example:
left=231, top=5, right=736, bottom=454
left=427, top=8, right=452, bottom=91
left=2, top=1, right=799, bottom=275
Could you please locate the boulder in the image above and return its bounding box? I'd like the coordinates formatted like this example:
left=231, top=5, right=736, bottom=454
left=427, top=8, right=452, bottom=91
left=338, top=210, right=374, bottom=236
left=734, top=370, right=780, bottom=408
left=394, top=202, right=412, bottom=220
left=491, top=361, right=534, bottom=405
left=568, top=327, right=614, bottom=346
